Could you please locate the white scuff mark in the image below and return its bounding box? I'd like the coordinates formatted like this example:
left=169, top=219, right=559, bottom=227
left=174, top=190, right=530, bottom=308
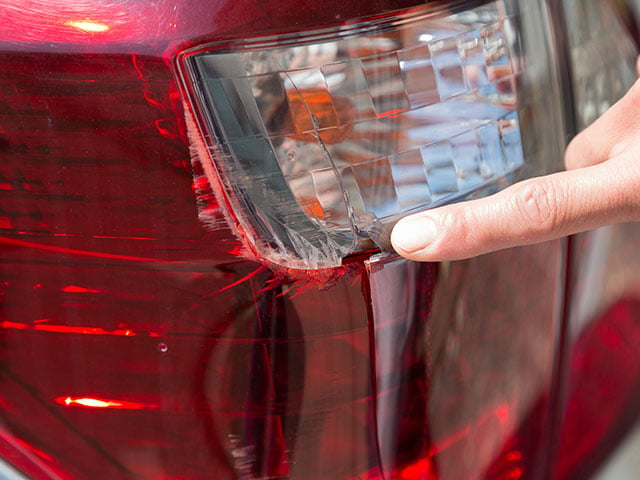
left=184, top=102, right=352, bottom=271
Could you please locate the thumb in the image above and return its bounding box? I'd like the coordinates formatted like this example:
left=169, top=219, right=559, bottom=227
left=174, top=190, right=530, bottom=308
left=390, top=156, right=640, bottom=261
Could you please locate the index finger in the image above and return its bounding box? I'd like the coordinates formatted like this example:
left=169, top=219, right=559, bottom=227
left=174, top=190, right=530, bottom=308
left=390, top=156, right=640, bottom=261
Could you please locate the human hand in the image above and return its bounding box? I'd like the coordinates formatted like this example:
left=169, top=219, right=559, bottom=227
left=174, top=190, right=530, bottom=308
left=391, top=74, right=640, bottom=262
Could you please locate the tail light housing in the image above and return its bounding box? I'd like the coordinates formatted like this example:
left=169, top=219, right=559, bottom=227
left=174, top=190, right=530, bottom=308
left=178, top=0, right=567, bottom=268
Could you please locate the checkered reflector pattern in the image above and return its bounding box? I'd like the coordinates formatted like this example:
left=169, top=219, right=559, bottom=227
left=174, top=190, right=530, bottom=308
left=183, top=1, right=526, bottom=267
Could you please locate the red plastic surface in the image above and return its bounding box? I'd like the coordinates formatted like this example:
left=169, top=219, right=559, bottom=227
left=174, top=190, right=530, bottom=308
left=0, top=1, right=570, bottom=479
left=553, top=224, right=640, bottom=480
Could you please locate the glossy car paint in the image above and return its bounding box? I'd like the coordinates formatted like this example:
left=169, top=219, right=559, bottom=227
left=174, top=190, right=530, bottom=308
left=0, top=0, right=635, bottom=479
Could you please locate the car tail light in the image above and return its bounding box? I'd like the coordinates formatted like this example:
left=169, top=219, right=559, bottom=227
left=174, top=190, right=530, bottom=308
left=0, top=1, right=633, bottom=480
left=178, top=0, right=567, bottom=269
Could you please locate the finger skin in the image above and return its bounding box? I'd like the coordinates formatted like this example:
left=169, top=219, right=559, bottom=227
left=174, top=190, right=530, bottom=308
left=391, top=156, right=640, bottom=262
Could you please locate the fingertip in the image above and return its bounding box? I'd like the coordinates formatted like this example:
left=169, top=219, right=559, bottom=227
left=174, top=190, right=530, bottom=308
left=390, top=215, right=438, bottom=258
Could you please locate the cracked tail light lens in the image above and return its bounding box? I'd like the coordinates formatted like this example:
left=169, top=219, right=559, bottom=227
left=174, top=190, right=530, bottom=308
left=179, top=0, right=566, bottom=269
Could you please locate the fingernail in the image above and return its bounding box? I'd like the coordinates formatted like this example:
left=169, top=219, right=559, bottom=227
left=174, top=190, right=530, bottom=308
left=391, top=216, right=438, bottom=253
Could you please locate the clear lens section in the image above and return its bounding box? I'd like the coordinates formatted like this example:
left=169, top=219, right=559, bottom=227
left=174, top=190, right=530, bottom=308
left=181, top=0, right=563, bottom=268
left=564, top=0, right=638, bottom=129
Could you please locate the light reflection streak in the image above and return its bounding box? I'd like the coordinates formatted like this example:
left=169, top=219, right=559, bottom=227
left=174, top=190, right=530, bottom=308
left=0, top=320, right=160, bottom=337
left=65, top=20, right=109, bottom=33
left=0, top=236, right=168, bottom=263
left=62, top=285, right=101, bottom=293
left=209, top=266, right=266, bottom=295
left=56, top=396, right=158, bottom=410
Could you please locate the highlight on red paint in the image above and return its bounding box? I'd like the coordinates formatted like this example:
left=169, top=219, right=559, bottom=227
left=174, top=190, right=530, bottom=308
left=0, top=236, right=169, bottom=263
left=210, top=265, right=265, bottom=295
left=0, top=320, right=160, bottom=337
left=399, top=458, right=437, bottom=480
left=65, top=20, right=110, bottom=33
left=495, top=405, right=510, bottom=423
left=62, top=285, right=102, bottom=293
left=56, top=396, right=158, bottom=410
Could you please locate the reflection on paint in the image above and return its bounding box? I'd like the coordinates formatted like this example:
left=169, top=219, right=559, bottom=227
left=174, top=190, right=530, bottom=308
left=56, top=396, right=158, bottom=410
left=65, top=20, right=109, bottom=33
left=0, top=321, right=160, bottom=337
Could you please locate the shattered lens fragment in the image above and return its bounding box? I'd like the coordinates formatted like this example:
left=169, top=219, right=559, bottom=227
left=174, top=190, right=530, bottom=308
left=180, top=0, right=551, bottom=269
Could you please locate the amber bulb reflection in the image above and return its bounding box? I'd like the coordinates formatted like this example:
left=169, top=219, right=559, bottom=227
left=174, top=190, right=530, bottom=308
left=286, top=88, right=354, bottom=144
